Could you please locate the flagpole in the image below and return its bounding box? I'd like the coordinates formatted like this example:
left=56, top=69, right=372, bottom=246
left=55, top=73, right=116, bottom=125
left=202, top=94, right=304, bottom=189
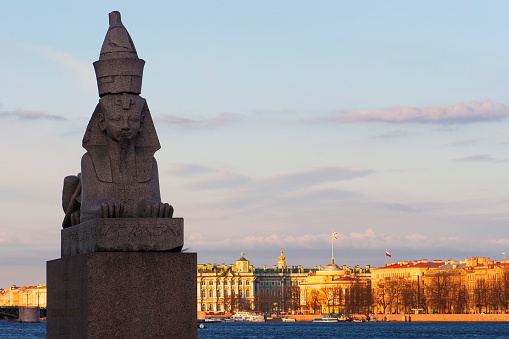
left=331, top=230, right=334, bottom=263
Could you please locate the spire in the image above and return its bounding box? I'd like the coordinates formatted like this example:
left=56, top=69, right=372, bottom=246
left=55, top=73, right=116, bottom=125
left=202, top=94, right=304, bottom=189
left=278, top=248, right=286, bottom=269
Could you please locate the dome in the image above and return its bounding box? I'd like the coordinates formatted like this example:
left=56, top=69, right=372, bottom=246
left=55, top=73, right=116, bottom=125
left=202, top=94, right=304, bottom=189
left=278, top=249, right=285, bottom=262
left=237, top=252, right=248, bottom=262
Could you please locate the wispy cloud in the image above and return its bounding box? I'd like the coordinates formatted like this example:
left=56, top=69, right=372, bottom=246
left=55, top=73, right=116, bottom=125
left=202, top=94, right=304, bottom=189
left=324, top=100, right=509, bottom=124
left=261, top=167, right=372, bottom=192
left=0, top=107, right=66, bottom=120
left=35, top=46, right=95, bottom=90
left=180, top=166, right=373, bottom=210
left=168, top=163, right=215, bottom=177
left=184, top=173, right=251, bottom=190
left=186, top=228, right=461, bottom=251
left=183, top=167, right=372, bottom=193
left=372, top=130, right=407, bottom=139
left=378, top=201, right=448, bottom=213
left=454, top=154, right=497, bottom=162
left=490, top=238, right=509, bottom=245
left=155, top=112, right=241, bottom=129
left=441, top=138, right=483, bottom=147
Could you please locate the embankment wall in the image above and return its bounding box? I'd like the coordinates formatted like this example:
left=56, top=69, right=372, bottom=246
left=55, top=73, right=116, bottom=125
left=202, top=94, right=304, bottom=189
left=374, top=314, right=509, bottom=322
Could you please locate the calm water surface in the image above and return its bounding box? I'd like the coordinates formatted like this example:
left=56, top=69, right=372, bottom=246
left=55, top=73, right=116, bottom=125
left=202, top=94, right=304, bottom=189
left=2, top=320, right=509, bottom=338
left=198, top=322, right=509, bottom=339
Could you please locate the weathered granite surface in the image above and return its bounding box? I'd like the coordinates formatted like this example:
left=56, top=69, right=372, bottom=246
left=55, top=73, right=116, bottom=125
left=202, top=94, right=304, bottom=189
left=48, top=12, right=196, bottom=339
left=47, top=252, right=197, bottom=339
left=62, top=11, right=173, bottom=228
left=61, top=218, right=183, bottom=257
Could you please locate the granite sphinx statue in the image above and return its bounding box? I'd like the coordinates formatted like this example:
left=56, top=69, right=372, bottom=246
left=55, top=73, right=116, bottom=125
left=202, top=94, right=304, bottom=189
left=62, top=11, right=173, bottom=228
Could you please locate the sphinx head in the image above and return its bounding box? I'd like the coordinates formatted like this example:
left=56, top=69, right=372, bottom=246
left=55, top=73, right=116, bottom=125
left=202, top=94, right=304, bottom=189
left=98, top=93, right=145, bottom=145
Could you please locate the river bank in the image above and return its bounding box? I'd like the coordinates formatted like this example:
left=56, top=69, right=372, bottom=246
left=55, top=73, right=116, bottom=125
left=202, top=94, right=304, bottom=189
left=373, top=313, right=509, bottom=322
left=288, top=313, right=509, bottom=322
left=199, top=312, right=509, bottom=322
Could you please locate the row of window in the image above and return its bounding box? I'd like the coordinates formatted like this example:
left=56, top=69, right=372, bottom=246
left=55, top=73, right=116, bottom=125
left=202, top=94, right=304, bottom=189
left=201, top=289, right=251, bottom=298
left=200, top=280, right=251, bottom=286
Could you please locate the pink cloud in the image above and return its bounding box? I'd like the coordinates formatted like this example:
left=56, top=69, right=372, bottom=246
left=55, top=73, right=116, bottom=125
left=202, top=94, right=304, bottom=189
left=0, top=107, right=66, bottom=120
left=155, top=112, right=241, bottom=129
left=327, top=99, right=509, bottom=124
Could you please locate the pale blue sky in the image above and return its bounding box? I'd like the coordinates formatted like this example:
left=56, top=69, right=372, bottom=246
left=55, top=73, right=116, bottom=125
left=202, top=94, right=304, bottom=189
left=1, top=1, right=509, bottom=287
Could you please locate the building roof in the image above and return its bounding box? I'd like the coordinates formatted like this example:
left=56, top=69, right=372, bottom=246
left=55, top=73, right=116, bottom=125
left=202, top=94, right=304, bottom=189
left=378, top=260, right=444, bottom=270
left=237, top=252, right=248, bottom=262
left=333, top=276, right=358, bottom=282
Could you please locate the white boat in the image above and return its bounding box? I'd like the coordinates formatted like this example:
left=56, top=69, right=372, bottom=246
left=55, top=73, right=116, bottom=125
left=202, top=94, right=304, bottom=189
left=232, top=312, right=265, bottom=322
left=312, top=317, right=338, bottom=323
left=204, top=318, right=222, bottom=323
left=282, top=317, right=296, bottom=322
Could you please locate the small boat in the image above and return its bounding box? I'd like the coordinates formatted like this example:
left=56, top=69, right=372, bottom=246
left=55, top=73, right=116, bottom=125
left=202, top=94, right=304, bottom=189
left=204, top=318, right=222, bottom=323
left=312, top=317, right=338, bottom=323
left=232, top=312, right=265, bottom=322
left=282, top=317, right=296, bottom=322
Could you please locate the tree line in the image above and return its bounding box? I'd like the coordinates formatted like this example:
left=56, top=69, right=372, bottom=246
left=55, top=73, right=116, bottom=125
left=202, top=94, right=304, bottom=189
left=373, top=271, right=509, bottom=314
left=247, top=271, right=509, bottom=315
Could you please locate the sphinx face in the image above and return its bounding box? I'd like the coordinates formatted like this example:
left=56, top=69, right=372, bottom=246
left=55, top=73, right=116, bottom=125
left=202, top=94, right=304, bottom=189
left=99, top=94, right=144, bottom=144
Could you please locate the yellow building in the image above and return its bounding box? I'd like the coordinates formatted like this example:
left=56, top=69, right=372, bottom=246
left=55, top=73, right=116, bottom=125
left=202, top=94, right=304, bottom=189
left=429, top=257, right=509, bottom=314
left=371, top=259, right=444, bottom=314
left=253, top=250, right=314, bottom=314
left=299, top=259, right=370, bottom=315
left=197, top=250, right=315, bottom=314
left=0, top=285, right=47, bottom=308
left=197, top=253, right=256, bottom=313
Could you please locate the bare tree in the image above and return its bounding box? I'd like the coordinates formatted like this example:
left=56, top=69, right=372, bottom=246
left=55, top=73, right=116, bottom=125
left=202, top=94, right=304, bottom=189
left=320, top=287, right=335, bottom=314
left=331, top=286, right=343, bottom=314
left=473, top=278, right=488, bottom=313
left=307, top=290, right=322, bottom=314
left=426, top=272, right=457, bottom=314
left=344, top=281, right=371, bottom=314
left=373, top=279, right=394, bottom=314
left=400, top=279, right=418, bottom=314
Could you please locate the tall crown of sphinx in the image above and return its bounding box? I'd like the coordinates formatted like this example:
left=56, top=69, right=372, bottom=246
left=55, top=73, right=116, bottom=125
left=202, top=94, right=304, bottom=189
left=93, top=11, right=145, bottom=97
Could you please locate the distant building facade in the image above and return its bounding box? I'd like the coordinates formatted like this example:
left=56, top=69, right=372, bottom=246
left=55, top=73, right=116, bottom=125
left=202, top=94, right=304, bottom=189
left=197, top=250, right=315, bottom=314
left=425, top=256, right=509, bottom=314
left=197, top=253, right=256, bottom=313
left=370, top=259, right=444, bottom=314
left=299, top=259, right=371, bottom=314
left=253, top=250, right=314, bottom=314
left=0, top=285, right=47, bottom=308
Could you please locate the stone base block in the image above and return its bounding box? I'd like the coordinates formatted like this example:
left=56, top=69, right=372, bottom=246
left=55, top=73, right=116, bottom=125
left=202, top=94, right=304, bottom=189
left=61, top=218, right=183, bottom=257
left=47, top=252, right=197, bottom=339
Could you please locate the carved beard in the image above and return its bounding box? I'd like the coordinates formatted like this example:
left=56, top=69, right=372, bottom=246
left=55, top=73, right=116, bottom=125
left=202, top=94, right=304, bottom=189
left=118, top=136, right=134, bottom=173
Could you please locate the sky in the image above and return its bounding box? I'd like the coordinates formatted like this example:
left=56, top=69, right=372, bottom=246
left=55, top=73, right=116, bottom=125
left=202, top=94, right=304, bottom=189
left=1, top=1, right=509, bottom=287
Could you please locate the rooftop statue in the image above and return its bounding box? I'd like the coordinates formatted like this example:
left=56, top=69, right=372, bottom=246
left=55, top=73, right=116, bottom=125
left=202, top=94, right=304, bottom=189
left=62, top=11, right=173, bottom=228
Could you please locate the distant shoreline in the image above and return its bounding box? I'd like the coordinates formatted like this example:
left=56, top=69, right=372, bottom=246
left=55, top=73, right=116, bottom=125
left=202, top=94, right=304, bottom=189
left=199, top=313, right=509, bottom=322
left=374, top=313, right=509, bottom=322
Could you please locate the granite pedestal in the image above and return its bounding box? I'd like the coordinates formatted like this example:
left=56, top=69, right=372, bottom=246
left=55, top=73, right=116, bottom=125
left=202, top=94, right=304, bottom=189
left=47, top=251, right=197, bottom=339
left=61, top=218, right=184, bottom=257
left=47, top=218, right=196, bottom=339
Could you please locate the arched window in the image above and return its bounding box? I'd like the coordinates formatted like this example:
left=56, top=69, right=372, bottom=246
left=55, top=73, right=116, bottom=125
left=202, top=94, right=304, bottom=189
left=239, top=289, right=243, bottom=298
left=209, top=289, right=213, bottom=298
left=217, top=289, right=221, bottom=297
left=246, top=289, right=250, bottom=297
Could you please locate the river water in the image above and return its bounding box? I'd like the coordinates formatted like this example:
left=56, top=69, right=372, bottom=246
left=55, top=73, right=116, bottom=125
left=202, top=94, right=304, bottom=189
left=2, top=320, right=509, bottom=338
